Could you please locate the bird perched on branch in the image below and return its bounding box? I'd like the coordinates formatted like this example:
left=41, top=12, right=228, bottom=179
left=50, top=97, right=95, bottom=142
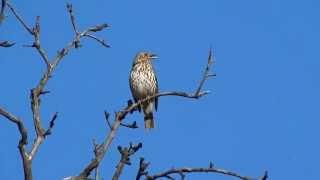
left=129, top=52, right=159, bottom=129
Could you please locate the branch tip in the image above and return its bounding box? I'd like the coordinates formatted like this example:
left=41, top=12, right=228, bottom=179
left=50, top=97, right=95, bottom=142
left=209, top=161, right=214, bottom=168
left=43, top=112, right=58, bottom=137
left=66, top=3, right=79, bottom=35
left=113, top=143, right=142, bottom=180
left=104, top=111, right=112, bottom=130
left=120, top=121, right=138, bottom=129
left=261, top=171, right=268, bottom=180
left=0, top=40, right=15, bottom=47
left=40, top=90, right=50, bottom=95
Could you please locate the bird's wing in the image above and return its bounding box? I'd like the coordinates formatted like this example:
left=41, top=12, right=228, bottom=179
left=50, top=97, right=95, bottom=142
left=129, top=72, right=141, bottom=112
left=154, top=75, right=159, bottom=111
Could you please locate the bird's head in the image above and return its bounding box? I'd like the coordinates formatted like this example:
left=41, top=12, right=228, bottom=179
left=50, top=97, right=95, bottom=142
left=133, top=51, right=158, bottom=65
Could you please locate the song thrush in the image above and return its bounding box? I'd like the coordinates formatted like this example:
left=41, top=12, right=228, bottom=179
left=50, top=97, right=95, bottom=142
left=129, top=52, right=159, bottom=129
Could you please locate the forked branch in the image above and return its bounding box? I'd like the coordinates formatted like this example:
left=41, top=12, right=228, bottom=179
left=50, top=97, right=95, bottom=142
left=112, top=143, right=142, bottom=180
left=0, top=2, right=109, bottom=180
left=136, top=158, right=268, bottom=180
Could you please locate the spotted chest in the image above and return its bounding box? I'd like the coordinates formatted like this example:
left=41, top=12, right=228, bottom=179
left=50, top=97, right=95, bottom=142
left=129, top=62, right=158, bottom=100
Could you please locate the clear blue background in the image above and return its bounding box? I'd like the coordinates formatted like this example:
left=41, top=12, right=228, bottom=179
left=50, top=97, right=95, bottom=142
left=1, top=0, right=319, bottom=179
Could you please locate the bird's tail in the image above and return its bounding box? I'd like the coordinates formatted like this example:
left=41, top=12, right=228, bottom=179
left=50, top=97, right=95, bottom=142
left=144, top=112, right=154, bottom=129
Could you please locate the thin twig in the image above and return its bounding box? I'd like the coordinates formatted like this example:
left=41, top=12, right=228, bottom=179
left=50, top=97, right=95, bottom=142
left=195, top=48, right=214, bottom=96
left=147, top=166, right=252, bottom=180
left=92, top=139, right=100, bottom=180
left=32, top=16, right=51, bottom=69
left=112, top=143, right=142, bottom=180
left=104, top=111, right=112, bottom=130
left=0, top=0, right=14, bottom=46
left=7, top=2, right=50, bottom=68
left=66, top=4, right=110, bottom=48
left=0, top=0, right=15, bottom=47
left=84, top=34, right=110, bottom=48
left=6, top=2, right=33, bottom=34
left=66, top=3, right=81, bottom=48
left=120, top=121, right=138, bottom=129
left=66, top=3, right=78, bottom=34
left=0, top=107, right=31, bottom=179
left=87, top=23, right=109, bottom=32
left=0, top=40, right=15, bottom=47
left=136, top=158, right=267, bottom=180
left=51, top=23, right=110, bottom=70
left=0, top=107, right=28, bottom=145
left=43, top=112, right=58, bottom=137
left=0, top=0, right=5, bottom=18
left=136, top=158, right=150, bottom=180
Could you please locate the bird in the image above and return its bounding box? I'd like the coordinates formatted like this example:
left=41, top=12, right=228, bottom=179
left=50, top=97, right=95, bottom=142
left=129, top=51, right=159, bottom=129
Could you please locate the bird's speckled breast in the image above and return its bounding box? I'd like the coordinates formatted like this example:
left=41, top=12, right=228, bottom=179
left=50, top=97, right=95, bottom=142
left=129, top=62, right=158, bottom=100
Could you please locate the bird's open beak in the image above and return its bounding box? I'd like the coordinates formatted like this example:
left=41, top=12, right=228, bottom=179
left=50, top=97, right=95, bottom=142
left=149, top=54, right=158, bottom=59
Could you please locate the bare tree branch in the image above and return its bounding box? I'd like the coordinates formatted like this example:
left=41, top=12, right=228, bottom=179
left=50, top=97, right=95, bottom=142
left=136, top=158, right=150, bottom=180
left=66, top=3, right=78, bottom=35
left=6, top=2, right=33, bottom=34
left=112, top=143, right=142, bottom=180
left=0, top=0, right=6, bottom=24
left=136, top=158, right=268, bottom=180
left=6, top=2, right=50, bottom=68
left=148, top=167, right=252, bottom=180
left=195, top=48, right=215, bottom=96
left=0, top=0, right=15, bottom=47
left=1, top=2, right=109, bottom=180
left=0, top=108, right=29, bottom=154
left=121, top=121, right=138, bottom=129
left=26, top=3, right=109, bottom=163
left=0, top=40, right=15, bottom=47
left=84, top=34, right=110, bottom=48
left=0, top=107, right=31, bottom=179
left=104, top=111, right=112, bottom=130
left=43, top=112, right=58, bottom=137
left=91, top=139, right=100, bottom=180
left=76, top=112, right=122, bottom=179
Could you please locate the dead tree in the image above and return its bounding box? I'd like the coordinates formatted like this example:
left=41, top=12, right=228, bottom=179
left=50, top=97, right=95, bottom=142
left=0, top=1, right=267, bottom=180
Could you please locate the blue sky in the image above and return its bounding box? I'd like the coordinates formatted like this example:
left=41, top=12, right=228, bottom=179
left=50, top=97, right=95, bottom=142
left=1, top=0, right=319, bottom=179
